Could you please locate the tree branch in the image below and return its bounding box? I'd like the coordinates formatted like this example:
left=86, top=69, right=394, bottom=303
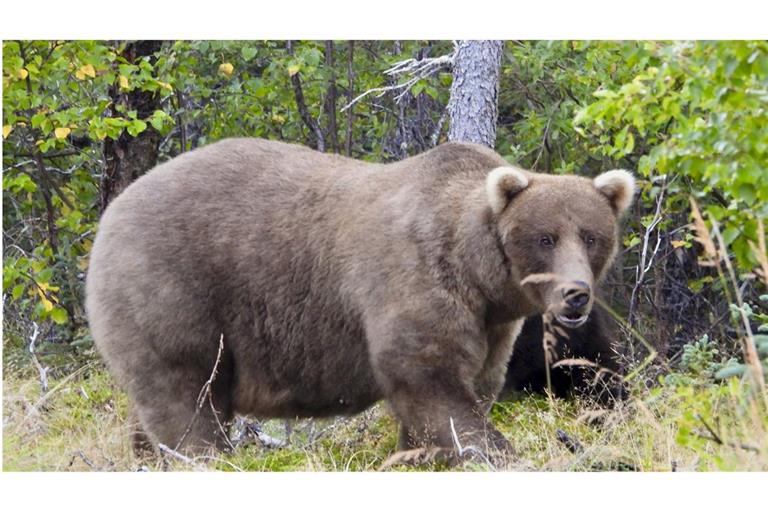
left=286, top=41, right=325, bottom=152
left=324, top=41, right=339, bottom=153
left=173, top=334, right=232, bottom=451
left=345, top=41, right=355, bottom=156
left=340, top=50, right=454, bottom=112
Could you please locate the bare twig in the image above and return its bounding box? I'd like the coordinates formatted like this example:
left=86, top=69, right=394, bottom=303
left=448, top=416, right=495, bottom=470
left=694, top=414, right=760, bottom=453
left=67, top=450, right=96, bottom=469
left=157, top=443, right=207, bottom=470
left=230, top=417, right=286, bottom=449
left=174, top=334, right=233, bottom=451
left=628, top=176, right=667, bottom=328
left=28, top=322, right=49, bottom=393
left=340, top=50, right=454, bottom=113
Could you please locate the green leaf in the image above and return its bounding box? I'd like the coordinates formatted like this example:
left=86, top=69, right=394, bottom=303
left=626, top=235, right=641, bottom=249
left=721, top=226, right=740, bottom=246
left=624, top=131, right=635, bottom=153
left=127, top=119, right=147, bottom=137
left=50, top=306, right=68, bottom=325
left=241, top=47, right=257, bottom=61
left=148, top=110, right=171, bottom=131
left=593, top=89, right=618, bottom=99
left=304, top=48, right=321, bottom=67
left=11, top=284, right=25, bottom=300
left=736, top=183, right=756, bottom=205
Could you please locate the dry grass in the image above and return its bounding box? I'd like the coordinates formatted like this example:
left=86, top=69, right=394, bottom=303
left=4, top=361, right=766, bottom=472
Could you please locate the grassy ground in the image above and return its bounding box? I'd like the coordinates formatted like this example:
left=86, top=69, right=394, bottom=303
left=3, top=357, right=766, bottom=471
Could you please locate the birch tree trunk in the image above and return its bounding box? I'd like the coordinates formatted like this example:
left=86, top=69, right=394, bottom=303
left=447, top=40, right=503, bottom=148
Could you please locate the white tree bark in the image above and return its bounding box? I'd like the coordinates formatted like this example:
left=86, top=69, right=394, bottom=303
left=447, top=40, right=503, bottom=148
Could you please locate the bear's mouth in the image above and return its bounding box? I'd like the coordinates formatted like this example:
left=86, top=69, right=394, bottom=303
left=555, top=312, right=589, bottom=329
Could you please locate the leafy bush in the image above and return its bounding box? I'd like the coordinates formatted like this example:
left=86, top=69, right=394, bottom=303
left=574, top=41, right=768, bottom=272
left=715, top=296, right=768, bottom=380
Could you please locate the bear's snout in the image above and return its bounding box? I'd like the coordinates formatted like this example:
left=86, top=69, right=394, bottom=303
left=562, top=281, right=590, bottom=310
left=553, top=280, right=592, bottom=329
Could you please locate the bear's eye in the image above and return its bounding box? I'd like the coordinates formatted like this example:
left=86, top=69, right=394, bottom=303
left=539, top=235, right=555, bottom=248
left=584, top=234, right=597, bottom=246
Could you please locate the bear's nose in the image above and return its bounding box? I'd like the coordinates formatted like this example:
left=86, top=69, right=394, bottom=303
left=563, top=281, right=590, bottom=310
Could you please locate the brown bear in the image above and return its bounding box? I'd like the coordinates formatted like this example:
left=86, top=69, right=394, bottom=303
left=85, top=138, right=635, bottom=458
left=503, top=304, right=627, bottom=405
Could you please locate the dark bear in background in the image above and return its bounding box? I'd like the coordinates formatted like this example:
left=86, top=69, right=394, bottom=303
left=503, top=304, right=626, bottom=405
left=86, top=138, right=635, bottom=458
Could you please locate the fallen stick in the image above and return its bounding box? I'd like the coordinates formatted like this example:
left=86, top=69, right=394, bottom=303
left=157, top=443, right=207, bottom=471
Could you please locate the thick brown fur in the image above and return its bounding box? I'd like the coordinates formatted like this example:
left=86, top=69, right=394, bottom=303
left=86, top=138, right=633, bottom=457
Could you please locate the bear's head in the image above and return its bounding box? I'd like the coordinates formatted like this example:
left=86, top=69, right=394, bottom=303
left=486, top=167, right=635, bottom=327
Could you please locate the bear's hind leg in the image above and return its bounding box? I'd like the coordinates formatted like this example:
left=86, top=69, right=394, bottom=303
left=129, top=362, right=234, bottom=456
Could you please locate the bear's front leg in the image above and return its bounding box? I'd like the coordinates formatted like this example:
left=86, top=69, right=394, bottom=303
left=474, top=319, right=524, bottom=413
left=366, top=305, right=514, bottom=462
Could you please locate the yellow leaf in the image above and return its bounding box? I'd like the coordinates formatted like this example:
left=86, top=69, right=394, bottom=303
left=35, top=281, right=58, bottom=312
left=271, top=114, right=285, bottom=124
left=38, top=281, right=60, bottom=293
left=118, top=75, right=129, bottom=89
left=77, top=256, right=89, bottom=271
left=218, top=62, right=234, bottom=76
left=76, top=63, right=96, bottom=80
left=39, top=294, right=54, bottom=312
left=156, top=80, right=173, bottom=91
left=2, top=125, right=11, bottom=138
left=287, top=64, right=300, bottom=77
left=670, top=240, right=687, bottom=249
left=54, top=127, right=71, bottom=140
left=17, top=68, right=29, bottom=79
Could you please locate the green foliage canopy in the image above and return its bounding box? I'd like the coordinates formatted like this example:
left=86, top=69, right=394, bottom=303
left=3, top=40, right=766, bottom=343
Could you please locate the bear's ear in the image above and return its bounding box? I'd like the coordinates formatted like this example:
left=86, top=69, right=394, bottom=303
left=486, top=166, right=530, bottom=215
left=593, top=169, right=636, bottom=215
